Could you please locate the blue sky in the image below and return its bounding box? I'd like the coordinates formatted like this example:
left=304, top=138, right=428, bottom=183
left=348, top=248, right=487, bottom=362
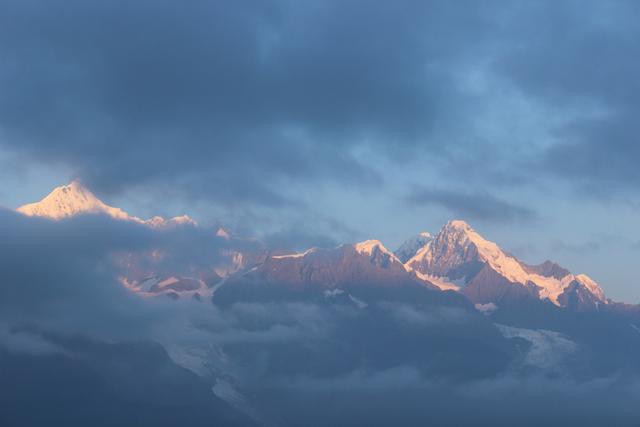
left=1, top=0, right=640, bottom=301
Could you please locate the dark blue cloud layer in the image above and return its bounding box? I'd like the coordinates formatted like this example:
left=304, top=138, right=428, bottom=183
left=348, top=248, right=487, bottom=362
left=3, top=1, right=639, bottom=224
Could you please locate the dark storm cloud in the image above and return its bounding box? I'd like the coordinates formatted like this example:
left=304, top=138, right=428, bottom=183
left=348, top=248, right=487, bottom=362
left=0, top=0, right=497, bottom=205
left=405, top=187, right=536, bottom=223
left=2, top=0, right=640, bottom=212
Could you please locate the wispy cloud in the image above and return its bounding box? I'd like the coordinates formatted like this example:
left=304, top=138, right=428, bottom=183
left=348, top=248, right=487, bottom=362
left=404, top=187, right=536, bottom=223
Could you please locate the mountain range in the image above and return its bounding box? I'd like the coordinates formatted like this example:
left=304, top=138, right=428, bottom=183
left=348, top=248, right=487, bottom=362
left=15, top=181, right=609, bottom=312
left=10, top=181, right=640, bottom=426
left=17, top=180, right=197, bottom=227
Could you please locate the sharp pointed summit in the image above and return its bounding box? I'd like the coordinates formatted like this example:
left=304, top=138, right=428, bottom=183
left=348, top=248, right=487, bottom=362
left=17, top=180, right=133, bottom=221
left=220, top=239, right=424, bottom=294
left=394, top=231, right=433, bottom=263
left=13, top=184, right=612, bottom=311
left=444, top=219, right=473, bottom=230
left=405, top=219, right=607, bottom=308
left=16, top=181, right=197, bottom=227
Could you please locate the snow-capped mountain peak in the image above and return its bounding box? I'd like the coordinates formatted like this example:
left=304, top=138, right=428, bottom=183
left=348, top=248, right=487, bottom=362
left=574, top=274, right=606, bottom=302
left=408, top=219, right=545, bottom=287
left=353, top=239, right=406, bottom=271
left=16, top=181, right=197, bottom=228
left=14, top=184, right=610, bottom=310
left=405, top=220, right=607, bottom=307
left=406, top=219, right=504, bottom=277
left=354, top=239, right=398, bottom=259
left=17, top=180, right=134, bottom=221
left=145, top=214, right=198, bottom=228
left=444, top=219, right=472, bottom=231
left=439, top=220, right=505, bottom=262
left=223, top=238, right=421, bottom=293
left=394, top=231, right=433, bottom=263
left=216, top=227, right=231, bottom=239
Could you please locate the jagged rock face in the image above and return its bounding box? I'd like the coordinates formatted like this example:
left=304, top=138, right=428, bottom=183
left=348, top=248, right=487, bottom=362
left=573, top=274, right=607, bottom=302
left=394, top=232, right=433, bottom=263
left=556, top=280, right=606, bottom=311
left=210, top=239, right=463, bottom=309
left=14, top=182, right=611, bottom=311
left=463, top=265, right=540, bottom=305
left=406, top=221, right=483, bottom=279
left=405, top=220, right=607, bottom=308
left=245, top=241, right=421, bottom=289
